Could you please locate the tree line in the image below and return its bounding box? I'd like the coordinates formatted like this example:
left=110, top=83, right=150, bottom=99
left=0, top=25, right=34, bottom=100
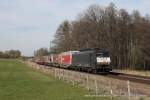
left=34, top=48, right=49, bottom=57
left=51, top=3, right=150, bottom=70
left=0, top=50, right=21, bottom=58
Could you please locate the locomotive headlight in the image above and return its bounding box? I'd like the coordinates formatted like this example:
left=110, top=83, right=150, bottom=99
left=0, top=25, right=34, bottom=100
left=97, top=57, right=111, bottom=65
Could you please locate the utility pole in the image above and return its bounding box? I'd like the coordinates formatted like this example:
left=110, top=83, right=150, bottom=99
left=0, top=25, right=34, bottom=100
left=49, top=40, right=52, bottom=53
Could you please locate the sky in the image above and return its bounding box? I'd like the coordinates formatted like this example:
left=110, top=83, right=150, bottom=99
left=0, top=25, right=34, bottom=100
left=0, top=0, right=150, bottom=56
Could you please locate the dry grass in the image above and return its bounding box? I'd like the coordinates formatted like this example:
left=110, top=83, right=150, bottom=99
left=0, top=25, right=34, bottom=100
left=114, top=69, right=150, bottom=77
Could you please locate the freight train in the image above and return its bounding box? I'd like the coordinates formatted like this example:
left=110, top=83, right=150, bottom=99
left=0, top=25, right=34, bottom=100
left=35, top=48, right=112, bottom=73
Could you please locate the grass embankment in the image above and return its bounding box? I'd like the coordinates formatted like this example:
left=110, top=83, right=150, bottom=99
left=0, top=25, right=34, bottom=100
left=0, top=59, right=110, bottom=100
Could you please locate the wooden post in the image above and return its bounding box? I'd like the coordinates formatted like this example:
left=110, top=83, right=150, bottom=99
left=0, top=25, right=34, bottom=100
left=72, top=73, right=75, bottom=86
left=58, top=69, right=61, bottom=80
left=95, top=77, right=98, bottom=95
left=62, top=69, right=65, bottom=80
left=54, top=69, right=56, bottom=78
left=61, top=70, right=62, bottom=79
left=127, top=80, right=131, bottom=100
left=79, top=73, right=81, bottom=83
left=77, top=72, right=80, bottom=83
left=109, top=80, right=113, bottom=100
left=86, top=74, right=89, bottom=91
left=66, top=71, right=69, bottom=83
left=68, top=71, right=71, bottom=83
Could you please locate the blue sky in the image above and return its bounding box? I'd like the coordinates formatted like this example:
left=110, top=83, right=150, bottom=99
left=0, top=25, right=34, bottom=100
left=0, top=0, right=150, bottom=56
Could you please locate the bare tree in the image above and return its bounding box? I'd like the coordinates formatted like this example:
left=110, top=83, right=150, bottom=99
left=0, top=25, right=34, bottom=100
left=34, top=48, right=49, bottom=57
left=52, top=3, right=150, bottom=70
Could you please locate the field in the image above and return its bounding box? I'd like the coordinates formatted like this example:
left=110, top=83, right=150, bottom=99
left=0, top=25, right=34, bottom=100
left=0, top=59, right=112, bottom=100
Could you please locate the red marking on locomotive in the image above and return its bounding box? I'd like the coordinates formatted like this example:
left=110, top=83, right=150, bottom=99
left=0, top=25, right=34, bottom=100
left=61, top=54, right=71, bottom=65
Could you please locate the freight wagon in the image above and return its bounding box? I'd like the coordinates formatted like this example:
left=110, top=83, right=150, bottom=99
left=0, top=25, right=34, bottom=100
left=59, top=51, right=79, bottom=68
left=51, top=54, right=60, bottom=67
left=35, top=56, right=45, bottom=65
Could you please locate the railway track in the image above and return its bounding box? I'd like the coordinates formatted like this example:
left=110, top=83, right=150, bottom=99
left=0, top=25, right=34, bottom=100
left=106, top=72, right=150, bottom=85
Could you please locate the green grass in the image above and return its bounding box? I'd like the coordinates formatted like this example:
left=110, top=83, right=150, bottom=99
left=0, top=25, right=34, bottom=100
left=0, top=59, right=111, bottom=100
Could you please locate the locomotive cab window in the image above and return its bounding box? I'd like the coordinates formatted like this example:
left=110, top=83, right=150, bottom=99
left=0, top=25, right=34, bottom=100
left=96, top=52, right=109, bottom=57
left=96, top=52, right=111, bottom=65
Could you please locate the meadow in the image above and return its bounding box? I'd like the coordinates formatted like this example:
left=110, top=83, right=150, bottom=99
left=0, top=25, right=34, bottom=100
left=0, top=59, right=112, bottom=100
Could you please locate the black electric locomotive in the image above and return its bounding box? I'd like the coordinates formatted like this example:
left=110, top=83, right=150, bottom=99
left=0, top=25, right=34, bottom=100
left=71, top=48, right=111, bottom=72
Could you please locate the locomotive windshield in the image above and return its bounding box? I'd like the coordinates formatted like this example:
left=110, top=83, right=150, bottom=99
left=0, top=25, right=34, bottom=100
left=96, top=51, right=111, bottom=65
left=96, top=52, right=110, bottom=57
